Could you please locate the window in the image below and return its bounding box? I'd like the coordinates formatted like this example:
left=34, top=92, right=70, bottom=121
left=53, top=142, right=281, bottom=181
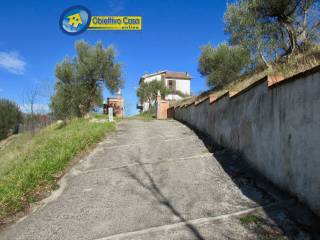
left=168, top=80, right=175, bottom=91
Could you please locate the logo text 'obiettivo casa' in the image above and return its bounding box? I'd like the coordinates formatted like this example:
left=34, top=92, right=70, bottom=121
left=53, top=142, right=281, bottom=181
left=60, top=6, right=142, bottom=35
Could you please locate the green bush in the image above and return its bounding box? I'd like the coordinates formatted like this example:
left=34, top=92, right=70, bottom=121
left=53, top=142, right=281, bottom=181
left=0, top=99, right=23, bottom=140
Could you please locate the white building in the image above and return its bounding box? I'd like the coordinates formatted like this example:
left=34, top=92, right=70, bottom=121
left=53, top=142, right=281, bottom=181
left=138, top=70, right=192, bottom=111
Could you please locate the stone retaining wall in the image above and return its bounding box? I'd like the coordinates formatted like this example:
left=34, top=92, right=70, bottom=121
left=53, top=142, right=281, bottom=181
left=174, top=66, right=320, bottom=215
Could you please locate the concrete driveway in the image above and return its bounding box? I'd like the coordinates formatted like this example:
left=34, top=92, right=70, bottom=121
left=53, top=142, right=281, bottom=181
left=1, top=120, right=318, bottom=240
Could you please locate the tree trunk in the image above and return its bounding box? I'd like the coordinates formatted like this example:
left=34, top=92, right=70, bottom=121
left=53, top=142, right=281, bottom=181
left=283, top=22, right=297, bottom=55
left=257, top=44, right=272, bottom=69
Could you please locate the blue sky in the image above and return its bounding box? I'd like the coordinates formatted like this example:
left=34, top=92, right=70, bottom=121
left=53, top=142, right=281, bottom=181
left=0, top=0, right=228, bottom=116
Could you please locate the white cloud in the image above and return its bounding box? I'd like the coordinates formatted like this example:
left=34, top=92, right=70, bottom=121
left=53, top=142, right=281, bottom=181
left=0, top=51, right=26, bottom=74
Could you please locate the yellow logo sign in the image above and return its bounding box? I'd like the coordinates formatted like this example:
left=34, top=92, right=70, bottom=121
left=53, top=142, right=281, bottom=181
left=67, top=13, right=83, bottom=28
left=89, top=16, right=142, bottom=30
left=60, top=6, right=142, bottom=35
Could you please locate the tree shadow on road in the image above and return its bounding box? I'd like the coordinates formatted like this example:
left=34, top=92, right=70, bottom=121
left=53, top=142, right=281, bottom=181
left=124, top=159, right=206, bottom=240
left=189, top=127, right=320, bottom=240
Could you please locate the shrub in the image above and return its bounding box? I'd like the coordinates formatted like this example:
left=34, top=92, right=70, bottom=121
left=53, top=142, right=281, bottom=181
left=0, top=99, right=23, bottom=140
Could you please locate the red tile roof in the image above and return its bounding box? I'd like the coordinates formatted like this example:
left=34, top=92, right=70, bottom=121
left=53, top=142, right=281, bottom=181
left=164, top=71, right=192, bottom=80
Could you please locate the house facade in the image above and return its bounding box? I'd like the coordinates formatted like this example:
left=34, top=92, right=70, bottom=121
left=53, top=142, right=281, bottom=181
left=138, top=70, right=191, bottom=111
left=103, top=93, right=124, bottom=117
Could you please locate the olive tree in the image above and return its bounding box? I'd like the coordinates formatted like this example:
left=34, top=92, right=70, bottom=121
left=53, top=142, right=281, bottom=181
left=224, top=0, right=320, bottom=66
left=50, top=41, right=123, bottom=119
left=137, top=80, right=169, bottom=109
left=198, top=43, right=250, bottom=88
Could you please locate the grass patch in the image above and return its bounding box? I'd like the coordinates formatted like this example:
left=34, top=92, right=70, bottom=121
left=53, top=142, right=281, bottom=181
left=239, top=214, right=286, bottom=239
left=91, top=113, right=108, bottom=119
left=0, top=118, right=115, bottom=220
left=240, top=214, right=260, bottom=225
left=130, top=111, right=155, bottom=121
left=89, top=113, right=122, bottom=122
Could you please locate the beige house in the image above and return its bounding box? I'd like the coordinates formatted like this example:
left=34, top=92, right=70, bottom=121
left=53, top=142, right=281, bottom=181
left=138, top=70, right=191, bottom=111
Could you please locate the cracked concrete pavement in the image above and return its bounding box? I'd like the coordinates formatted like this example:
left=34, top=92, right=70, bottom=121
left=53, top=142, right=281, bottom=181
left=0, top=120, right=319, bottom=240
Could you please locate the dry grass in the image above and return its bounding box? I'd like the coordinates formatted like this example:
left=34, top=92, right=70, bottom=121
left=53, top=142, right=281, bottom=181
left=228, top=70, right=268, bottom=92
left=208, top=89, right=229, bottom=100
left=0, top=132, right=39, bottom=177
left=271, top=46, right=320, bottom=78
left=169, top=96, right=197, bottom=108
